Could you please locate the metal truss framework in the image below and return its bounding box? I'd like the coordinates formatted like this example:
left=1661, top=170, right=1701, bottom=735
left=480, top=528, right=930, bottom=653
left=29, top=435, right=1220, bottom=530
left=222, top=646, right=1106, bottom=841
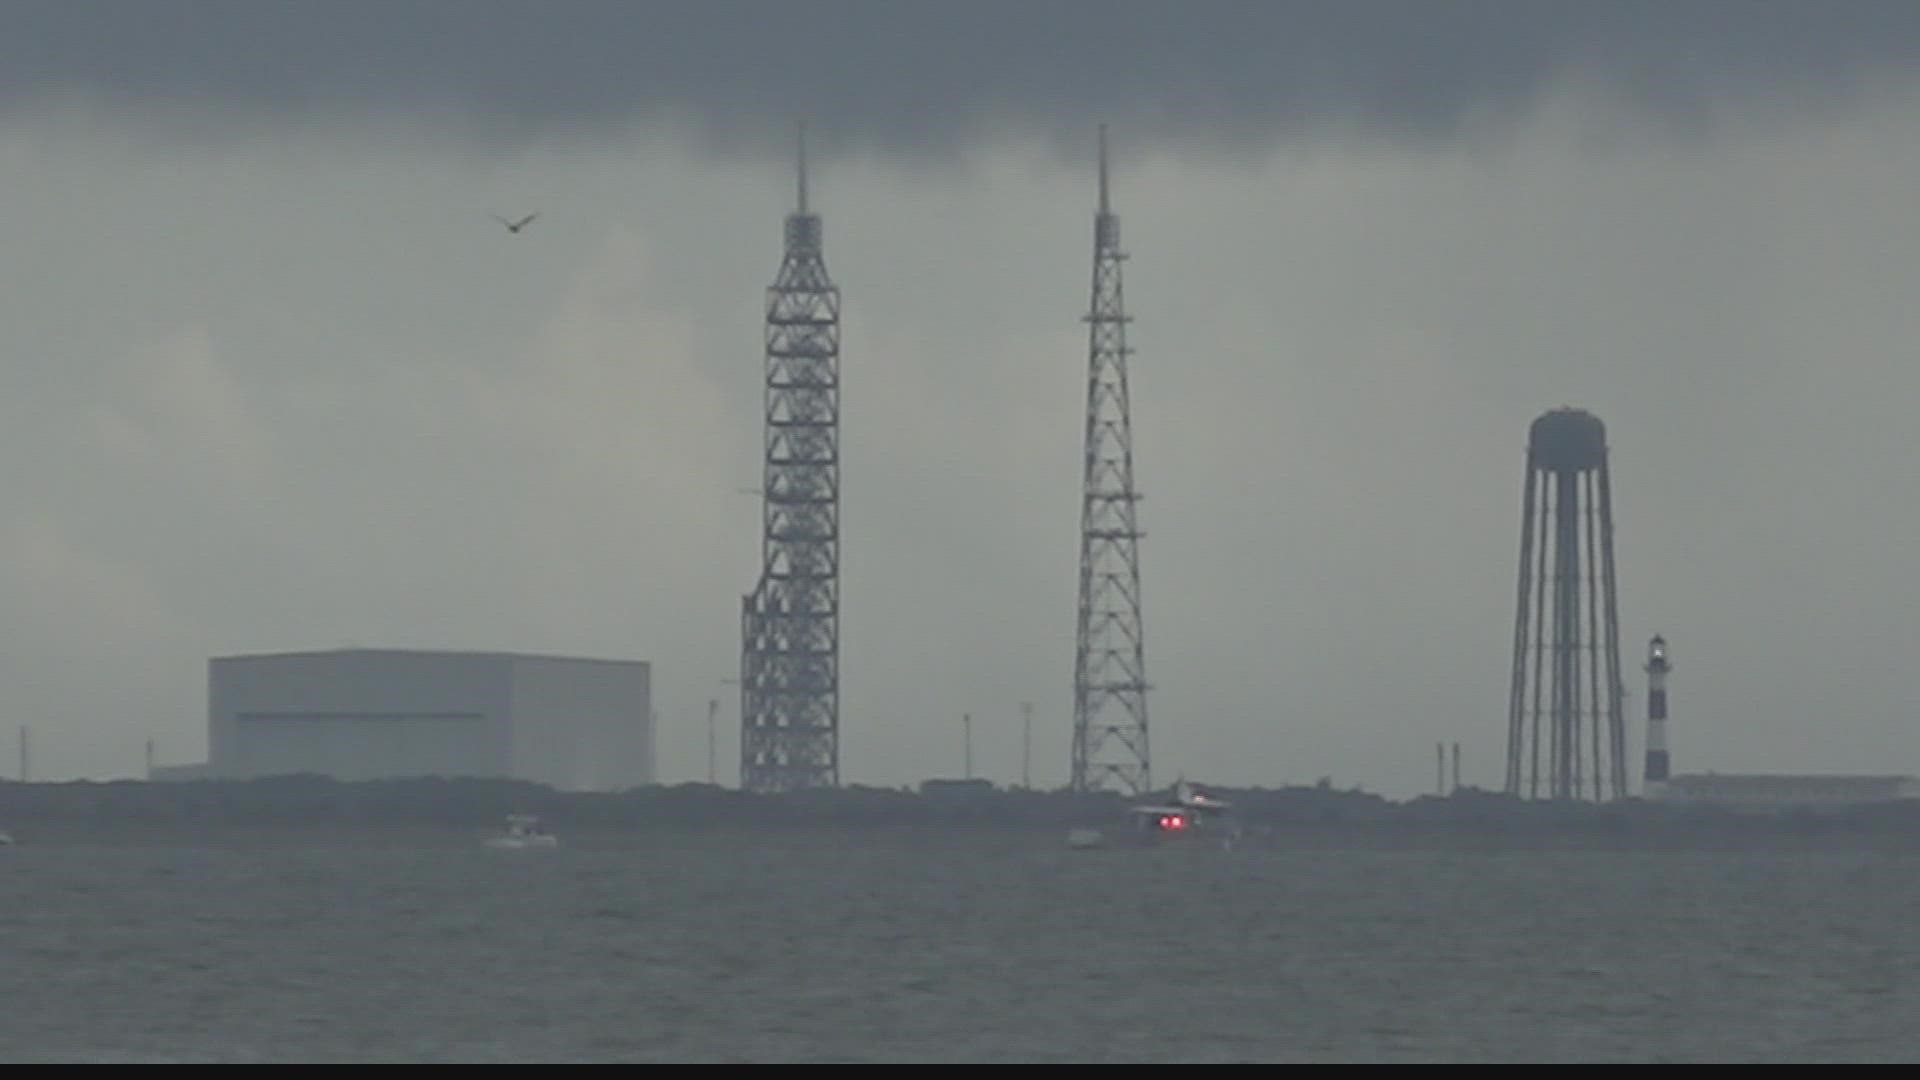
left=1072, top=125, right=1152, bottom=796
left=741, top=130, right=841, bottom=792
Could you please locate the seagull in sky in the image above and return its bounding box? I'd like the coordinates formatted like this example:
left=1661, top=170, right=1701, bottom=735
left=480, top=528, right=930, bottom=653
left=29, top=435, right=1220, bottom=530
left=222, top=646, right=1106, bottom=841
left=493, top=212, right=539, bottom=234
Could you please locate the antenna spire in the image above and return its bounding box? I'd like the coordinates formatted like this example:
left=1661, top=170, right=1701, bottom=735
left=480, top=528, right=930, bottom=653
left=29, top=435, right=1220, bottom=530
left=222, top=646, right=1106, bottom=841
left=797, top=121, right=809, bottom=215
left=1097, top=123, right=1109, bottom=216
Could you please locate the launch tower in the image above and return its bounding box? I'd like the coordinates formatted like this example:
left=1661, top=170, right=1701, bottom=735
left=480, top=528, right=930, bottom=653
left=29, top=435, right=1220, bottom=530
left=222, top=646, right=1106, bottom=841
left=740, top=127, right=842, bottom=792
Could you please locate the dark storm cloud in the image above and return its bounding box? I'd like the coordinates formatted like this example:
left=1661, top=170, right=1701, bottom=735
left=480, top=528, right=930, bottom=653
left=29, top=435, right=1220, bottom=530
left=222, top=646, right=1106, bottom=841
left=5, top=1, right=1919, bottom=156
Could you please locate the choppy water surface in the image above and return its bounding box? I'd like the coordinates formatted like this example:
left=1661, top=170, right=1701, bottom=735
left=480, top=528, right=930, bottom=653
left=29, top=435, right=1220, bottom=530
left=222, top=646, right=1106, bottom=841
left=2, top=831, right=1916, bottom=1062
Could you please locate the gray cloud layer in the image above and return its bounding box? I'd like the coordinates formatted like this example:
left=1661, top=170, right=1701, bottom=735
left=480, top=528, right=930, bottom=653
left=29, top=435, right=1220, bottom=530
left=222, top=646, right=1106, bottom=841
left=7, top=2, right=1920, bottom=157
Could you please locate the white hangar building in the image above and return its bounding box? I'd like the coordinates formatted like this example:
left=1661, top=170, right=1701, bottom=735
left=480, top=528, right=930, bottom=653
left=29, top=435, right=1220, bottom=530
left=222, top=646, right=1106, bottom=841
left=191, top=649, right=653, bottom=792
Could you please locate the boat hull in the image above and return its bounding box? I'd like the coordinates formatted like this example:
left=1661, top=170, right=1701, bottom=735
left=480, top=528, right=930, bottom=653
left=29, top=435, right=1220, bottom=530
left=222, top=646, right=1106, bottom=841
left=484, top=835, right=559, bottom=850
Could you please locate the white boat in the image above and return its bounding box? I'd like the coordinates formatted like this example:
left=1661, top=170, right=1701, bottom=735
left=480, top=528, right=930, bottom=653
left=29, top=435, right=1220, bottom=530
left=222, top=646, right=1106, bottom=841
left=484, top=813, right=558, bottom=849
left=1066, top=827, right=1106, bottom=849
left=1082, top=779, right=1243, bottom=850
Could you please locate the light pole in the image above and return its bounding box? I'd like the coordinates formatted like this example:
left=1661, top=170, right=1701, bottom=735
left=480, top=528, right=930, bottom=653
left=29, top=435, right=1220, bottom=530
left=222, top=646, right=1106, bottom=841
left=1020, top=702, right=1033, bottom=789
left=719, top=677, right=742, bottom=788
left=706, top=699, right=719, bottom=784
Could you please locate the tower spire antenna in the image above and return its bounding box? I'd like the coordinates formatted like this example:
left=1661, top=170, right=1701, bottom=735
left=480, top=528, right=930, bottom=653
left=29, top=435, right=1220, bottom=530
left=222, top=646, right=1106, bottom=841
left=1098, top=122, right=1109, bottom=217
left=797, top=120, right=808, bottom=215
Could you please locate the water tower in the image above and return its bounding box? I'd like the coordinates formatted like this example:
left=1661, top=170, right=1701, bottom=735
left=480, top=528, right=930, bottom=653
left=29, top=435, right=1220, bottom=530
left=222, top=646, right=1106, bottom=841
left=1503, top=407, right=1627, bottom=801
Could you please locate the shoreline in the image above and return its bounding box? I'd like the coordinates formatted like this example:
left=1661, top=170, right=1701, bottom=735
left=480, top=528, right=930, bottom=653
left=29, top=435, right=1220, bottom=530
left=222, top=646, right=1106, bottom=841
left=5, top=776, right=1919, bottom=851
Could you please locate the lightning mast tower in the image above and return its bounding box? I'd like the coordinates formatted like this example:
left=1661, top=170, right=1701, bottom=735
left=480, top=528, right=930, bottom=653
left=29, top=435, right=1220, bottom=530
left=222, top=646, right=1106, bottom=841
left=1071, top=126, right=1152, bottom=795
left=740, top=125, right=842, bottom=792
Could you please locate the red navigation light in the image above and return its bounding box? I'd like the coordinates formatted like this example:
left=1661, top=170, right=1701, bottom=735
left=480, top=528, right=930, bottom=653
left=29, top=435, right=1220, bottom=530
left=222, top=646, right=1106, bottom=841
left=1159, top=814, right=1186, bottom=830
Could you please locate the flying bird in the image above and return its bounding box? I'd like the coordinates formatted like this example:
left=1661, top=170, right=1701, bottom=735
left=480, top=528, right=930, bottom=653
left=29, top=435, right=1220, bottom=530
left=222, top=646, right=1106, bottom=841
left=493, top=212, right=539, bottom=234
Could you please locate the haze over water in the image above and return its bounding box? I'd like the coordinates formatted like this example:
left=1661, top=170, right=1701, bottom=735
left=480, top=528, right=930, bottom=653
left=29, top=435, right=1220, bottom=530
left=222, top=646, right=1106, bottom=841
left=2, top=833, right=1914, bottom=1063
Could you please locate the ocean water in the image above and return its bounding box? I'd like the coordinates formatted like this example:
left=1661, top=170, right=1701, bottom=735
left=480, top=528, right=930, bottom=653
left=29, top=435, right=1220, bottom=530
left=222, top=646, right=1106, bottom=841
left=1, top=830, right=1916, bottom=1063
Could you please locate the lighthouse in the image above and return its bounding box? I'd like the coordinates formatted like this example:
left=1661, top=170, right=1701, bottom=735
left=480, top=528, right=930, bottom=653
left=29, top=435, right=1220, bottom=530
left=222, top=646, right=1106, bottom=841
left=1644, top=635, right=1671, bottom=792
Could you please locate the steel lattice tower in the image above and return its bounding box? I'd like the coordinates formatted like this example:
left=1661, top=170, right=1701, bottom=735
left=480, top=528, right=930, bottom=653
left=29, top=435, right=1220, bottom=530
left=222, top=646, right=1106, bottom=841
left=1504, top=407, right=1627, bottom=801
left=740, top=127, right=841, bottom=792
left=1071, top=126, right=1151, bottom=795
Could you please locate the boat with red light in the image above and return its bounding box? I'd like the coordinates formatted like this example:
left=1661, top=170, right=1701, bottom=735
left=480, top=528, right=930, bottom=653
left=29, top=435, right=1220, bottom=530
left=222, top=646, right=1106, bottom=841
left=1068, top=779, right=1243, bottom=850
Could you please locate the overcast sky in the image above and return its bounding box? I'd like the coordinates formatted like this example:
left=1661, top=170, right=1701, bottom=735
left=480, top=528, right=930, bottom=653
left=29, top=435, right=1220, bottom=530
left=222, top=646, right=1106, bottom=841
left=3, top=2, right=1919, bottom=797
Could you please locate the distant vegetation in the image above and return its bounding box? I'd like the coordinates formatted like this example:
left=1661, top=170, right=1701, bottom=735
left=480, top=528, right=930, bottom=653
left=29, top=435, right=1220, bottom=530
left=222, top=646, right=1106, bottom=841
left=3, top=775, right=1919, bottom=846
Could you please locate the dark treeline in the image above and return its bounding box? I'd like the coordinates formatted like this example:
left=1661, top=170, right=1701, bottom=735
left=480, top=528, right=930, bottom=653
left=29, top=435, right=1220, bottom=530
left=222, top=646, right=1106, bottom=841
left=5, top=775, right=1920, bottom=846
